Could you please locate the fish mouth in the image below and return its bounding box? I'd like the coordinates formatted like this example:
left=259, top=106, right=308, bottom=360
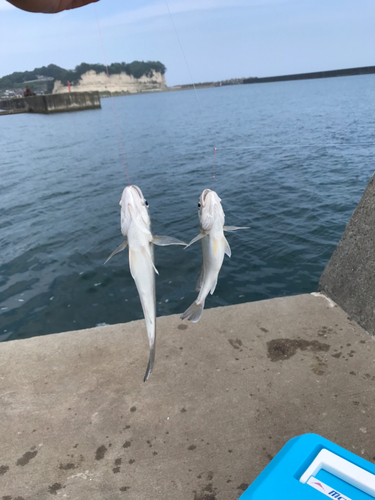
left=131, top=185, right=144, bottom=200
left=130, top=185, right=149, bottom=208
left=120, top=185, right=147, bottom=208
left=198, top=189, right=223, bottom=231
left=201, top=189, right=212, bottom=207
left=119, top=185, right=151, bottom=237
left=201, top=189, right=221, bottom=208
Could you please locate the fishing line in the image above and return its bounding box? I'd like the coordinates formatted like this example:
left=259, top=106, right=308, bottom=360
left=213, top=147, right=217, bottom=189
left=95, top=7, right=130, bottom=186
left=165, top=2, right=219, bottom=187
left=165, top=1, right=203, bottom=114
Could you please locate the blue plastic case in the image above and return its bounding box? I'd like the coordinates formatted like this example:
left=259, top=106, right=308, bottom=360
left=239, top=434, right=375, bottom=500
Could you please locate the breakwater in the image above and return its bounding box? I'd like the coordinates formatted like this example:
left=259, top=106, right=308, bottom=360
left=243, top=65, right=375, bottom=84
left=0, top=91, right=101, bottom=114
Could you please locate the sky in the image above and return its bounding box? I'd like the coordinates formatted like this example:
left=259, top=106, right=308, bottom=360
left=1, top=0, right=375, bottom=86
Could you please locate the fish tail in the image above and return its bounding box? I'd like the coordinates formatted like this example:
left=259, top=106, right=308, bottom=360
left=180, top=299, right=205, bottom=323
left=143, top=344, right=155, bottom=382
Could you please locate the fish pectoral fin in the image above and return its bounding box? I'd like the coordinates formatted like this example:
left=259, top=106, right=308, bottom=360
left=152, top=235, right=186, bottom=246
left=224, top=236, right=231, bottom=258
left=104, top=239, right=128, bottom=264
left=142, top=246, right=159, bottom=275
left=223, top=226, right=250, bottom=231
left=184, top=232, right=206, bottom=249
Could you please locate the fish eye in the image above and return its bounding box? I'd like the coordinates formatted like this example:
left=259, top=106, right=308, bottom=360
left=198, top=202, right=201, bottom=208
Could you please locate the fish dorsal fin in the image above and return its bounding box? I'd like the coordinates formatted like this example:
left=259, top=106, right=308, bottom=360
left=223, top=226, right=249, bottom=231
left=224, top=236, right=231, bottom=257
left=185, top=232, right=206, bottom=249
left=152, top=235, right=186, bottom=246
left=104, top=239, right=128, bottom=264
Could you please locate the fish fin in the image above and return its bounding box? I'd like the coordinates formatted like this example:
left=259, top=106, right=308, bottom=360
left=224, top=236, right=231, bottom=258
left=104, top=239, right=128, bottom=264
left=129, top=247, right=158, bottom=279
left=152, top=235, right=186, bottom=246
left=184, top=232, right=206, bottom=249
left=128, top=248, right=136, bottom=280
left=223, top=226, right=250, bottom=231
left=210, top=278, right=218, bottom=295
left=144, top=343, right=155, bottom=382
left=142, top=246, right=159, bottom=275
left=180, top=299, right=205, bottom=323
left=195, top=264, right=204, bottom=292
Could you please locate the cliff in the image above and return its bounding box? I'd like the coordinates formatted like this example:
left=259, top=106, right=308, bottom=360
left=53, top=69, right=167, bottom=95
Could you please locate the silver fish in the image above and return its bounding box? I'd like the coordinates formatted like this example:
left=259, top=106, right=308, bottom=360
left=106, top=185, right=186, bottom=381
left=180, top=189, right=248, bottom=323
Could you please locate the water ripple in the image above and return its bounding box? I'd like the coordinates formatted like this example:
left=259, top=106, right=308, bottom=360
left=1, top=75, right=375, bottom=340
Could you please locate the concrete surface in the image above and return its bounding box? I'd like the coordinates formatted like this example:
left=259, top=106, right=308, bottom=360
left=319, top=173, right=375, bottom=335
left=0, top=92, right=101, bottom=114
left=0, top=293, right=374, bottom=500
left=0, top=108, right=27, bottom=116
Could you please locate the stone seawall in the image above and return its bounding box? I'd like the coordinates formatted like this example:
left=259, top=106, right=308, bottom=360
left=0, top=91, right=101, bottom=114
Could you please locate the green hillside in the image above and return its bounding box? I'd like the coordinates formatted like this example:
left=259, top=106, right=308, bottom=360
left=0, top=61, right=167, bottom=93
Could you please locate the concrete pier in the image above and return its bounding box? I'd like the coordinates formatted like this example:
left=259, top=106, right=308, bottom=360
left=0, top=92, right=101, bottom=114
left=0, top=293, right=374, bottom=500
left=319, top=172, right=375, bottom=336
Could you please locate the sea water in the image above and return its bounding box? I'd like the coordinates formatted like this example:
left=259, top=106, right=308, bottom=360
left=1, top=75, right=375, bottom=341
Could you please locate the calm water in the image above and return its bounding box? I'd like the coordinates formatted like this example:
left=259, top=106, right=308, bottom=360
left=1, top=76, right=375, bottom=341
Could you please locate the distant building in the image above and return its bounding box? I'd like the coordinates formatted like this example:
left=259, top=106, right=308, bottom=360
left=0, top=88, right=24, bottom=98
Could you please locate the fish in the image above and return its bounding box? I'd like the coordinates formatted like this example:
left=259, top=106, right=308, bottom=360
left=180, top=189, right=248, bottom=323
left=105, top=185, right=186, bottom=381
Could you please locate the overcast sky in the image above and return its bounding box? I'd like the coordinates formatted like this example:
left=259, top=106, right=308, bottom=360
left=1, top=0, right=375, bottom=86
